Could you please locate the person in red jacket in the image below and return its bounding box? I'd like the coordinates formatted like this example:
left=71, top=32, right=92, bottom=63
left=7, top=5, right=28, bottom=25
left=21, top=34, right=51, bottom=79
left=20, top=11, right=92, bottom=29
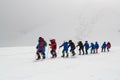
left=49, top=39, right=57, bottom=58
left=106, top=42, right=111, bottom=52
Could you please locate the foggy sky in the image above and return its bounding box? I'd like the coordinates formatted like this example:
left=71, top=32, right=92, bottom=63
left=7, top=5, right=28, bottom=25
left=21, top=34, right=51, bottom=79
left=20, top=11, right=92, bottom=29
left=0, top=0, right=120, bottom=47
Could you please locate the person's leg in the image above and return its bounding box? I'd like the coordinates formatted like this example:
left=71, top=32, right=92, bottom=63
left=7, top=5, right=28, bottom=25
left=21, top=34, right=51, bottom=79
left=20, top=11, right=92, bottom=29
left=50, top=50, right=54, bottom=58
left=79, top=48, right=81, bottom=55
left=36, top=50, right=41, bottom=60
left=61, top=50, right=65, bottom=57
left=71, top=50, right=75, bottom=56
left=96, top=49, right=98, bottom=53
left=90, top=48, right=92, bottom=54
left=107, top=48, right=109, bottom=52
left=82, top=48, right=84, bottom=55
left=101, top=48, right=103, bottom=52
left=104, top=48, right=106, bottom=52
left=54, top=51, right=57, bottom=58
left=42, top=52, right=46, bottom=59
left=93, top=49, right=95, bottom=53
left=86, top=49, right=88, bottom=55
left=66, top=50, right=69, bottom=57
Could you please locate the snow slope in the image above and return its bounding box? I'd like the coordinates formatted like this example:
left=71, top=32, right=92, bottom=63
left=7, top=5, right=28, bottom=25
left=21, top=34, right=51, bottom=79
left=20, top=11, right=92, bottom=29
left=0, top=46, right=120, bottom=80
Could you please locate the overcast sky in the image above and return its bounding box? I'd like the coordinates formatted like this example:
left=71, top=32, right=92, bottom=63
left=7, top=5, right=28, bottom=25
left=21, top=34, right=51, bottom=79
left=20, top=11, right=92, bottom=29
left=0, top=0, right=120, bottom=47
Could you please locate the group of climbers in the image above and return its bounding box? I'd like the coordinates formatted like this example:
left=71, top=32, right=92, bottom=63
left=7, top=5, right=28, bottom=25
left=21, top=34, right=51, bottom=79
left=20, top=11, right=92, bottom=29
left=36, top=37, right=111, bottom=60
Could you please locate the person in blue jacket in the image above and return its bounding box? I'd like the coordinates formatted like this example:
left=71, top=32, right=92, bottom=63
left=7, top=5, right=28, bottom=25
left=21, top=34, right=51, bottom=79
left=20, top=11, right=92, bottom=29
left=90, top=42, right=95, bottom=54
left=59, top=41, right=69, bottom=57
left=101, top=42, right=107, bottom=52
left=94, top=42, right=99, bottom=53
left=84, top=41, right=89, bottom=55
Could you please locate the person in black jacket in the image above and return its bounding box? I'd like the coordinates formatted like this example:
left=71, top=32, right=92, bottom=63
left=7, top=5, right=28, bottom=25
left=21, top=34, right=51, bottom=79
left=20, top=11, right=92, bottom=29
left=76, top=41, right=84, bottom=55
left=68, top=40, right=76, bottom=56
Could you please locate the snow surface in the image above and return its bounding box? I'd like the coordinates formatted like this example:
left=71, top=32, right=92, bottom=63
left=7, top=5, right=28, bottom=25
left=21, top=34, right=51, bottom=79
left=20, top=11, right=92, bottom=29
left=0, top=46, right=120, bottom=80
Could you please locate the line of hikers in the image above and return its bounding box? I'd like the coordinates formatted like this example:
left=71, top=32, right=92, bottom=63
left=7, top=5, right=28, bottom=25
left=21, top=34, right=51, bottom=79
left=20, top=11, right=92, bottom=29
left=36, top=37, right=111, bottom=60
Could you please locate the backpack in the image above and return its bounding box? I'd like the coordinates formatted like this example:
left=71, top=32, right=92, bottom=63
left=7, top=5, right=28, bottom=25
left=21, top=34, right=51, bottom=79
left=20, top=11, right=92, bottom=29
left=44, top=41, right=47, bottom=47
left=107, top=43, right=111, bottom=48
